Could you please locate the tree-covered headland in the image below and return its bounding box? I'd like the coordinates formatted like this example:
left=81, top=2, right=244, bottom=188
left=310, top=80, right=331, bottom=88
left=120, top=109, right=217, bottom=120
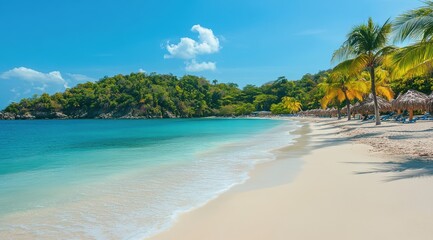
left=1, top=72, right=322, bottom=119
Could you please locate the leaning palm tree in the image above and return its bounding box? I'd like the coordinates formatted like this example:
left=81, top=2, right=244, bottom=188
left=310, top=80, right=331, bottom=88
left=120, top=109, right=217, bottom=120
left=332, top=18, right=396, bottom=125
left=319, top=71, right=368, bottom=120
left=393, top=1, right=433, bottom=77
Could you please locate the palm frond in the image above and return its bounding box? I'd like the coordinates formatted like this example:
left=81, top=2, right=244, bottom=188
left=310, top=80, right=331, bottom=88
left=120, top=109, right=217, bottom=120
left=332, top=44, right=356, bottom=63
left=333, top=55, right=370, bottom=74
left=377, top=86, right=394, bottom=100
left=350, top=54, right=371, bottom=73
left=393, top=3, right=433, bottom=42
left=374, top=18, right=392, bottom=49
left=393, top=40, right=433, bottom=75
left=375, top=45, right=398, bottom=58
left=337, top=90, right=346, bottom=103
left=332, top=59, right=354, bottom=73
left=403, top=58, right=433, bottom=77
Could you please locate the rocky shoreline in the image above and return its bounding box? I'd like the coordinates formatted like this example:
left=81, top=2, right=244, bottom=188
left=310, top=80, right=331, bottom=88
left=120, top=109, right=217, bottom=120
left=0, top=111, right=179, bottom=120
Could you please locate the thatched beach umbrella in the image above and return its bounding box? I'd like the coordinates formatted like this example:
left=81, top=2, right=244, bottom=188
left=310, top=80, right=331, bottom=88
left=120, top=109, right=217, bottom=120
left=428, top=92, right=433, bottom=113
left=311, top=109, right=317, bottom=116
left=330, top=107, right=338, bottom=114
left=393, top=90, right=428, bottom=120
left=329, top=107, right=338, bottom=118
left=325, top=108, right=334, bottom=117
left=325, top=108, right=330, bottom=116
left=351, top=102, right=361, bottom=114
left=341, top=104, right=352, bottom=114
left=357, top=94, right=392, bottom=114
left=318, top=109, right=325, bottom=117
left=391, top=93, right=404, bottom=114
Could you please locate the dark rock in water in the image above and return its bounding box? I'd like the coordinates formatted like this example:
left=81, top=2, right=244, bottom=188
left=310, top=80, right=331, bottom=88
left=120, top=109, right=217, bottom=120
left=21, top=112, right=35, bottom=120
left=0, top=112, right=16, bottom=120
left=119, top=113, right=145, bottom=119
left=120, top=112, right=135, bottom=119
left=165, top=111, right=177, bottom=118
left=33, top=111, right=51, bottom=119
left=67, top=110, right=88, bottom=119
left=98, top=113, right=113, bottom=119
left=53, top=112, right=68, bottom=119
left=0, top=109, right=177, bottom=120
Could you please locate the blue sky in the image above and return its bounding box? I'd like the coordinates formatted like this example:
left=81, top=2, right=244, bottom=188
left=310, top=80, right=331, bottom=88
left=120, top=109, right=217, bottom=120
left=0, top=0, right=424, bottom=109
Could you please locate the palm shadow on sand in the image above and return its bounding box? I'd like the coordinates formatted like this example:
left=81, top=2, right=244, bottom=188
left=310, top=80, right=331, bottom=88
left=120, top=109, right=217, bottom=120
left=305, top=120, right=433, bottom=182
left=350, top=158, right=433, bottom=182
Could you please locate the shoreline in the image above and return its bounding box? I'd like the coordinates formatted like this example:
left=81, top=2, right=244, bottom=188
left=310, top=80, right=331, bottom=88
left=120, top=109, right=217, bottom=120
left=0, top=118, right=299, bottom=240
left=146, top=119, right=312, bottom=240
left=149, top=118, right=433, bottom=240
left=141, top=118, right=306, bottom=239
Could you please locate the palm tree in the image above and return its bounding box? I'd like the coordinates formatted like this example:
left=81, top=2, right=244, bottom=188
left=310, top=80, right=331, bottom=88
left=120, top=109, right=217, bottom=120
left=319, top=71, right=368, bottom=120
left=332, top=18, right=396, bottom=125
left=360, top=67, right=395, bottom=101
left=393, top=1, right=433, bottom=77
left=281, top=97, right=302, bottom=113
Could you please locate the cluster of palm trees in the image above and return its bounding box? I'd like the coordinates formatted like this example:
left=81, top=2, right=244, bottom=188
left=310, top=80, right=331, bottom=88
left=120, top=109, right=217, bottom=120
left=321, top=1, right=433, bottom=125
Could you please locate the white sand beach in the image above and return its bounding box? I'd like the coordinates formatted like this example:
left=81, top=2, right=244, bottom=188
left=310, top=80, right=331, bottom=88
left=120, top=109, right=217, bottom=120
left=150, top=119, right=433, bottom=240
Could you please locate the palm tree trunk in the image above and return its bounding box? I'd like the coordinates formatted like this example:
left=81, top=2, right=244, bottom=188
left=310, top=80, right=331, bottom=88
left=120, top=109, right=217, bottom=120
left=369, top=67, right=381, bottom=125
left=337, top=107, right=341, bottom=120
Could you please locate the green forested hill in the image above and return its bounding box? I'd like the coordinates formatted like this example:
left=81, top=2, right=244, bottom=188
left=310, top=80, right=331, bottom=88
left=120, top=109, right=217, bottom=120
left=1, top=71, right=324, bottom=119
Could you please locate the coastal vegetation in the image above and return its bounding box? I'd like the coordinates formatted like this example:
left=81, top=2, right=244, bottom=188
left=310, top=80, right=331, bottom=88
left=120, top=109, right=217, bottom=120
left=270, top=96, right=302, bottom=114
left=332, top=17, right=395, bottom=125
left=0, top=73, right=319, bottom=119
left=318, top=71, right=368, bottom=120
left=2, top=2, right=433, bottom=120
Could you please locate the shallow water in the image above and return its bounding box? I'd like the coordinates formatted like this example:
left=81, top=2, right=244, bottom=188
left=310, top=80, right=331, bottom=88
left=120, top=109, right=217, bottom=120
left=0, top=118, right=299, bottom=239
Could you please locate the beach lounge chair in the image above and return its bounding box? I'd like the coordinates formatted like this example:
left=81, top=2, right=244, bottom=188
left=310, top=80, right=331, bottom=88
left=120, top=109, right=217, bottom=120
left=361, top=115, right=375, bottom=121
left=394, top=114, right=404, bottom=121
left=402, top=118, right=417, bottom=124
left=416, top=113, right=432, bottom=120
left=380, top=112, right=395, bottom=121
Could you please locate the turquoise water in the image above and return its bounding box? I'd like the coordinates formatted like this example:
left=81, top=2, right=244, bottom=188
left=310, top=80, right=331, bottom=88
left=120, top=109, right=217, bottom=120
left=0, top=119, right=299, bottom=239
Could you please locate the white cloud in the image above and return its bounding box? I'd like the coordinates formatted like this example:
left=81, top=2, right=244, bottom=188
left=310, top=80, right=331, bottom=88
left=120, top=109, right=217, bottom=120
left=185, top=60, right=216, bottom=72
left=66, top=73, right=97, bottom=83
left=0, top=67, right=98, bottom=108
left=0, top=67, right=98, bottom=89
left=164, top=25, right=220, bottom=59
left=34, top=84, right=48, bottom=92
left=138, top=68, right=146, bottom=73
left=0, top=67, right=67, bottom=87
left=164, top=25, right=221, bottom=72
